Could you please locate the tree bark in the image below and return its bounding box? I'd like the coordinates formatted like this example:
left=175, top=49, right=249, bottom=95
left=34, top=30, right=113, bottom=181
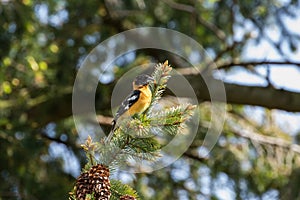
left=26, top=72, right=300, bottom=128
left=181, top=73, right=300, bottom=112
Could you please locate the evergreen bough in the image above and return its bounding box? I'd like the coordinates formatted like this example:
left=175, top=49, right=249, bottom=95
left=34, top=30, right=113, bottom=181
left=70, top=61, right=196, bottom=200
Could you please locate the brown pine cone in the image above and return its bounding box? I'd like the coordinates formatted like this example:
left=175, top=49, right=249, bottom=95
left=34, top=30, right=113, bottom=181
left=75, top=172, right=92, bottom=200
left=89, top=164, right=111, bottom=200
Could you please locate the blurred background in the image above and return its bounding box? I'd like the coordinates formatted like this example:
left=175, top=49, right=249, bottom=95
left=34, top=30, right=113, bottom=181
left=1, top=0, right=300, bottom=199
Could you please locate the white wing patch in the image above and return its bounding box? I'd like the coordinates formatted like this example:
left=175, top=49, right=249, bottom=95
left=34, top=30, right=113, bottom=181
left=128, top=95, right=138, bottom=101
left=114, top=90, right=141, bottom=120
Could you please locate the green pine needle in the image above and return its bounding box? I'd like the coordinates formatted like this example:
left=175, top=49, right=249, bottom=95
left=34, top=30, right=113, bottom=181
left=148, top=104, right=196, bottom=135
left=148, top=60, right=172, bottom=111
left=79, top=61, right=196, bottom=169
left=110, top=179, right=139, bottom=200
left=72, top=61, right=197, bottom=200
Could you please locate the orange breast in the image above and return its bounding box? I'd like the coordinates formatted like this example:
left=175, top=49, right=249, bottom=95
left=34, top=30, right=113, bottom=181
left=127, top=86, right=152, bottom=115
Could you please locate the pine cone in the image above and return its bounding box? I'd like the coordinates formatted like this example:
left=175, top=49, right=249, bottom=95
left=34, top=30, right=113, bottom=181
left=120, top=194, right=137, bottom=200
left=75, top=172, right=92, bottom=200
left=89, top=164, right=111, bottom=200
left=75, top=164, right=111, bottom=200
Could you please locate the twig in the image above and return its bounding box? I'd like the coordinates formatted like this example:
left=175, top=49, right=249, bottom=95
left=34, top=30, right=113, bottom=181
left=184, top=151, right=208, bottom=162
left=41, top=132, right=69, bottom=146
left=162, top=0, right=226, bottom=41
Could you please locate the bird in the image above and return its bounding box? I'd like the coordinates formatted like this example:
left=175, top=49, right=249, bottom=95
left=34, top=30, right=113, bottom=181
left=105, top=74, right=154, bottom=143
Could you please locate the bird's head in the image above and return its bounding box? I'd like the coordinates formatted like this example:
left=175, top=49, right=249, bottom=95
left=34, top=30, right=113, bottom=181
left=133, top=74, right=155, bottom=90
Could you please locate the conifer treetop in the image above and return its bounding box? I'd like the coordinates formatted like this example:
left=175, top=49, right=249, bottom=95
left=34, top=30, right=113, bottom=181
left=71, top=61, right=196, bottom=200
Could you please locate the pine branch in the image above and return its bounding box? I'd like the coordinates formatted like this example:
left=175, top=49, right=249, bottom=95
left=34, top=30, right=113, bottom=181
left=110, top=180, right=139, bottom=200
left=148, top=60, right=172, bottom=111
left=72, top=61, right=196, bottom=200
left=149, top=104, right=196, bottom=127
left=149, top=104, right=196, bottom=137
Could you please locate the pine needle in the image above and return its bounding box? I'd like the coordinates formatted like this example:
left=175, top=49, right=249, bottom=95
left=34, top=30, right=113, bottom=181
left=148, top=60, right=172, bottom=111
left=110, top=179, right=139, bottom=200
left=73, top=61, right=197, bottom=200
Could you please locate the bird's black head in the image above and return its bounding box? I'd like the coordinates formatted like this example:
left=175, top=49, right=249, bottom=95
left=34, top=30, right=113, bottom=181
left=134, top=74, right=154, bottom=86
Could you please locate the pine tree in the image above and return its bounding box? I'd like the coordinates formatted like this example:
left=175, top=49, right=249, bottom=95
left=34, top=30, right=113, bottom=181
left=70, top=61, right=196, bottom=200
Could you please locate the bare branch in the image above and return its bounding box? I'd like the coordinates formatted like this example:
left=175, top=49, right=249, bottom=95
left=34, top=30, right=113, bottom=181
left=162, top=0, right=226, bottom=41
left=97, top=115, right=113, bottom=125
left=41, top=132, right=69, bottom=146
left=217, top=60, right=300, bottom=70
left=23, top=72, right=300, bottom=130
left=174, top=71, right=300, bottom=112
left=230, top=127, right=300, bottom=154
left=184, top=151, right=208, bottom=162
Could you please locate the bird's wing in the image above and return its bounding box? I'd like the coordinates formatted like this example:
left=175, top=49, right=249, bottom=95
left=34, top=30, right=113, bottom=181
left=114, top=90, right=141, bottom=120
left=106, top=90, right=141, bottom=144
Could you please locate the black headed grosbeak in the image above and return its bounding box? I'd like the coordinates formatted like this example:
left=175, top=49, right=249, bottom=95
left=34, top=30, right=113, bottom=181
left=105, top=74, right=154, bottom=143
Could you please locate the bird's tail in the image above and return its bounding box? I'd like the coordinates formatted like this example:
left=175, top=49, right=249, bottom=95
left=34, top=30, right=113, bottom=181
left=105, top=120, right=116, bottom=144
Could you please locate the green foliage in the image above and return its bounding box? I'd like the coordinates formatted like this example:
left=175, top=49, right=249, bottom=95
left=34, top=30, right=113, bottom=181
left=1, top=0, right=300, bottom=199
left=110, top=180, right=139, bottom=200
left=76, top=61, right=196, bottom=199
left=148, top=61, right=172, bottom=108
left=148, top=104, right=196, bottom=135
